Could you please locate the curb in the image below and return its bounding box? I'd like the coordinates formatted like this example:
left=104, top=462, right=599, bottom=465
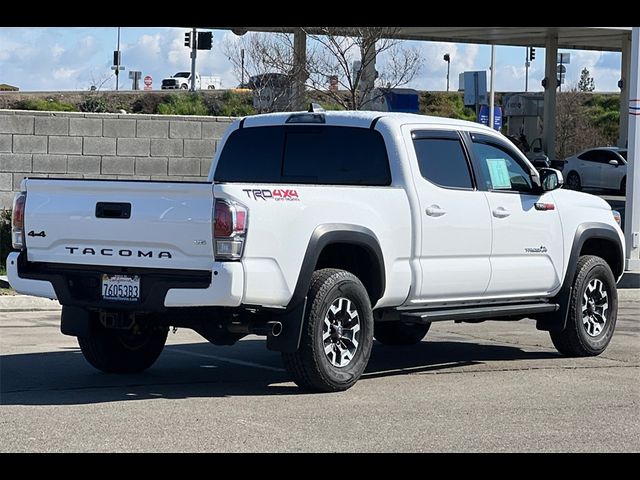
left=0, top=295, right=61, bottom=312
left=618, top=289, right=640, bottom=301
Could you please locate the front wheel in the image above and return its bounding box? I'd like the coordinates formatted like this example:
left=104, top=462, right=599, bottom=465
left=78, top=322, right=168, bottom=374
left=566, top=171, right=582, bottom=191
left=282, top=269, right=374, bottom=392
left=550, top=256, right=618, bottom=357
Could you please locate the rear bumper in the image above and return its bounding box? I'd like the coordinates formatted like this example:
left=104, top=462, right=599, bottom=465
left=6, top=251, right=244, bottom=311
left=7, top=252, right=57, bottom=299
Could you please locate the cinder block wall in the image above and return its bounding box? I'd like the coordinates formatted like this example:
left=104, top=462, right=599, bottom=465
left=0, top=110, right=234, bottom=209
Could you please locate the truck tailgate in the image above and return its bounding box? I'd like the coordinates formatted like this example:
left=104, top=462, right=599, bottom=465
left=23, top=179, right=214, bottom=271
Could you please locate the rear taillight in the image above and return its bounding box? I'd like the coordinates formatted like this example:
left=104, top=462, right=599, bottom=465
left=11, top=192, right=26, bottom=249
left=213, top=199, right=248, bottom=260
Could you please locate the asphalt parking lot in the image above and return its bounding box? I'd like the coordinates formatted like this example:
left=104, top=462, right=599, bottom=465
left=1, top=298, right=638, bottom=453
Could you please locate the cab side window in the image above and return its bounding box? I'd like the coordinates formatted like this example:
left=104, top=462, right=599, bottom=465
left=412, top=132, right=474, bottom=190
left=471, top=140, right=534, bottom=193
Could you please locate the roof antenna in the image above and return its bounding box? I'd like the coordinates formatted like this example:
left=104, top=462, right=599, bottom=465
left=308, top=103, right=326, bottom=113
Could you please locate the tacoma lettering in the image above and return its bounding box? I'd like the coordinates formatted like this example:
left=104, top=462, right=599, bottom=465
left=65, top=247, right=172, bottom=259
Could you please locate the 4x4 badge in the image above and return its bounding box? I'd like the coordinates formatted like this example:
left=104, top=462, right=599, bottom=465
left=27, top=230, right=46, bottom=238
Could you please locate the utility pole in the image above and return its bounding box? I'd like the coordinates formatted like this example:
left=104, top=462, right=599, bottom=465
left=525, top=47, right=530, bottom=92
left=489, top=45, right=496, bottom=130
left=190, top=27, right=197, bottom=92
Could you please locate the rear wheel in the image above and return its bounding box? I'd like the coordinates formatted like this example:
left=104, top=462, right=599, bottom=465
left=78, top=322, right=168, bottom=374
left=566, top=171, right=582, bottom=191
left=282, top=269, right=374, bottom=392
left=374, top=321, right=431, bottom=346
left=550, top=256, right=617, bottom=357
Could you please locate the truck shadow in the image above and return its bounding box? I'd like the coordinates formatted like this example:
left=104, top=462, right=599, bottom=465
left=0, top=339, right=559, bottom=406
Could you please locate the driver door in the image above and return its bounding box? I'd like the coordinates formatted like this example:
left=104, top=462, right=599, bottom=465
left=469, top=133, right=563, bottom=297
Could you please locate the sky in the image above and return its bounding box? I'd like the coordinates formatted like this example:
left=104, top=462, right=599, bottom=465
left=0, top=27, right=624, bottom=93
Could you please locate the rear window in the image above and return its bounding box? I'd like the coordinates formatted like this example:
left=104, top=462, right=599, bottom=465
left=214, top=126, right=391, bottom=186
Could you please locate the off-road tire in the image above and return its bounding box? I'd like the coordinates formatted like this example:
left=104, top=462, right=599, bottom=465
left=282, top=269, right=374, bottom=392
left=550, top=255, right=618, bottom=357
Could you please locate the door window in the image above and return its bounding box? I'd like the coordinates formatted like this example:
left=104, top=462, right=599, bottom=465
left=471, top=141, right=534, bottom=193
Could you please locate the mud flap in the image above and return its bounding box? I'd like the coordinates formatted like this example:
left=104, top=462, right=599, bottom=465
left=267, top=299, right=307, bottom=353
left=61, top=306, right=91, bottom=337
left=536, top=287, right=572, bottom=332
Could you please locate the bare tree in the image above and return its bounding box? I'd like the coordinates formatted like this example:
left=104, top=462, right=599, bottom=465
left=304, top=27, right=422, bottom=110
left=555, top=87, right=608, bottom=159
left=84, top=68, right=114, bottom=92
left=223, top=32, right=298, bottom=113
left=224, top=27, right=422, bottom=112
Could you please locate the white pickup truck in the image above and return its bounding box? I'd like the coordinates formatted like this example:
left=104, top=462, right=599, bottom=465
left=7, top=108, right=625, bottom=392
left=161, top=72, right=222, bottom=90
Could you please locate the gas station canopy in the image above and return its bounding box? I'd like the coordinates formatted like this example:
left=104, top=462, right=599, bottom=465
left=223, top=27, right=632, bottom=51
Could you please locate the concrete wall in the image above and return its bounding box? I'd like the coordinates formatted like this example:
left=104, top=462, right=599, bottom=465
left=0, top=110, right=234, bottom=209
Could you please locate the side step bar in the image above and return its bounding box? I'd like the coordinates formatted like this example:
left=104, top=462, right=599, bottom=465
left=400, top=303, right=559, bottom=324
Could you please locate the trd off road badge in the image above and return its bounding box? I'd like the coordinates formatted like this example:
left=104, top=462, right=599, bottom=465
left=242, top=189, right=301, bottom=202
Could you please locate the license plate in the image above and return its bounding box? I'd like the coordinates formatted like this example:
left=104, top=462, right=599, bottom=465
left=101, top=275, right=140, bottom=302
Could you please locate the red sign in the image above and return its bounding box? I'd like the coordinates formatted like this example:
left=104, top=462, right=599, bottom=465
left=143, top=76, right=153, bottom=90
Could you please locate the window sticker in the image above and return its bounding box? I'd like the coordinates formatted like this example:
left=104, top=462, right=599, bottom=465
left=486, top=158, right=511, bottom=189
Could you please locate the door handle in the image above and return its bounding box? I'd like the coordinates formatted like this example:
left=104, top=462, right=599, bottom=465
left=492, top=207, right=511, bottom=219
left=426, top=205, right=447, bottom=217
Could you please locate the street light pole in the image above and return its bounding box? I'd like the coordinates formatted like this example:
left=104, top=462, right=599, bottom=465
left=444, top=53, right=451, bottom=92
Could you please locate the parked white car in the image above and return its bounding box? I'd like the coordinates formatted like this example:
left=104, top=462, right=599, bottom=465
left=563, top=147, right=627, bottom=193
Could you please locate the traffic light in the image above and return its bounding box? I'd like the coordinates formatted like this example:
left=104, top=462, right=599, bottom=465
left=184, top=31, right=191, bottom=48
left=529, top=47, right=536, bottom=62
left=197, top=32, right=213, bottom=50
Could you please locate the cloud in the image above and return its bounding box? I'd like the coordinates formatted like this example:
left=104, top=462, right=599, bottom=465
left=0, top=28, right=103, bottom=90
left=408, top=42, right=482, bottom=91
left=116, top=28, right=238, bottom=90
left=0, top=28, right=626, bottom=94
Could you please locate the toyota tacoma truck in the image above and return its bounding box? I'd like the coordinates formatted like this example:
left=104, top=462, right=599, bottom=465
left=7, top=108, right=625, bottom=392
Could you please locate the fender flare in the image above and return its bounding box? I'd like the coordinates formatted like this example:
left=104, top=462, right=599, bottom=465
left=267, top=224, right=385, bottom=353
left=537, top=222, right=623, bottom=332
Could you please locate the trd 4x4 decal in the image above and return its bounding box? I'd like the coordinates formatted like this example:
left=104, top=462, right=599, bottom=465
left=242, top=189, right=301, bottom=202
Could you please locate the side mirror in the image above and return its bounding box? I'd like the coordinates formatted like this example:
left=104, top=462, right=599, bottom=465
left=533, top=147, right=542, bottom=154
left=609, top=159, right=619, bottom=167
left=539, top=168, right=564, bottom=192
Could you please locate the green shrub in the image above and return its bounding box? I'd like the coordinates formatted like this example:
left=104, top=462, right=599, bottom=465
left=0, top=210, right=12, bottom=270
left=79, top=95, right=111, bottom=113
left=15, top=98, right=76, bottom=112
left=156, top=93, right=209, bottom=116
left=217, top=91, right=256, bottom=117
